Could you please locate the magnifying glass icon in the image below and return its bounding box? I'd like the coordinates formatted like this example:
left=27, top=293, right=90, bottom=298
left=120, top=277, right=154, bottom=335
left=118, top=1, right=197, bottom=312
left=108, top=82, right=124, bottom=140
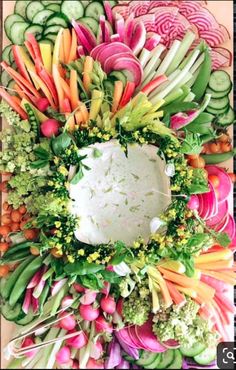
left=226, top=351, right=234, bottom=361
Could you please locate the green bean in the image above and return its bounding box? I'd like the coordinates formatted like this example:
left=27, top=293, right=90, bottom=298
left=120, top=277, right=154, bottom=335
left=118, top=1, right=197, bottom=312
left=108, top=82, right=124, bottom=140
left=1, top=250, right=31, bottom=264
left=192, top=48, right=211, bottom=101
left=9, top=255, right=43, bottom=307
left=2, top=256, right=34, bottom=300
left=2, top=241, right=34, bottom=259
left=202, top=149, right=236, bottom=164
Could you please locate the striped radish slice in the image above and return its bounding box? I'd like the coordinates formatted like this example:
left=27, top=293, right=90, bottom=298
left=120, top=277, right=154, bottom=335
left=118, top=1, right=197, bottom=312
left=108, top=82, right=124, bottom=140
left=135, top=14, right=156, bottom=32
left=166, top=13, right=193, bottom=46
left=149, top=1, right=176, bottom=10
left=206, top=200, right=229, bottom=227
left=199, top=27, right=230, bottom=47
left=112, top=5, right=130, bottom=20
left=210, top=49, right=231, bottom=70
left=149, top=7, right=179, bottom=39
left=178, top=0, right=203, bottom=16
left=187, top=9, right=219, bottom=31
left=129, top=0, right=150, bottom=17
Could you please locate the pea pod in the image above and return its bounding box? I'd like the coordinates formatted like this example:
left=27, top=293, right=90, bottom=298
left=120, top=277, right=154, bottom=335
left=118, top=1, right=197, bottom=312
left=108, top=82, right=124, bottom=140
left=9, top=255, right=43, bottom=307
left=24, top=103, right=40, bottom=140
left=163, top=102, right=198, bottom=115
left=1, top=250, right=31, bottom=264
left=202, top=149, right=236, bottom=164
left=2, top=256, right=34, bottom=300
left=188, top=112, right=214, bottom=125
left=192, top=48, right=211, bottom=101
left=2, top=241, right=33, bottom=259
left=38, top=282, right=50, bottom=313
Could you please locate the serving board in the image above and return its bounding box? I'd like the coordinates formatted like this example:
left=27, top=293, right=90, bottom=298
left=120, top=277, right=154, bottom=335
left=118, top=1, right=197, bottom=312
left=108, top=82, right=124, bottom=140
left=0, top=1, right=234, bottom=368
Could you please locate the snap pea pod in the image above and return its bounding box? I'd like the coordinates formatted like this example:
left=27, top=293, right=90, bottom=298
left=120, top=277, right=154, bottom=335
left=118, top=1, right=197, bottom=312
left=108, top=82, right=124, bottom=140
left=2, top=256, right=34, bottom=300
left=38, top=282, right=50, bottom=313
left=9, top=255, right=43, bottom=307
left=163, top=102, right=198, bottom=115
left=188, top=112, right=214, bottom=125
left=3, top=241, right=37, bottom=259
left=192, top=48, right=211, bottom=101
left=187, top=123, right=213, bottom=135
left=1, top=249, right=31, bottom=264
left=202, top=149, right=236, bottom=164
left=24, top=103, right=40, bottom=139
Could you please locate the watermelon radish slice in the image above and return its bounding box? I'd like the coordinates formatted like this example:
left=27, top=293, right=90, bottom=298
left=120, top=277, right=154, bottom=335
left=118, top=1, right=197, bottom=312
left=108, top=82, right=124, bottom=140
left=199, top=27, right=229, bottom=47
left=197, top=182, right=218, bottom=220
left=206, top=166, right=232, bottom=203
left=116, top=327, right=138, bottom=349
left=219, top=214, right=236, bottom=241
left=129, top=0, right=150, bottom=17
left=127, top=326, right=146, bottom=350
left=214, top=213, right=230, bottom=233
left=187, top=9, right=219, bottom=31
left=104, top=52, right=135, bottom=73
left=112, top=58, right=143, bottom=86
left=134, top=319, right=166, bottom=353
left=112, top=5, right=130, bottom=20
left=135, top=14, right=156, bottom=32
left=90, top=43, right=110, bottom=60
left=206, top=200, right=228, bottom=227
left=94, top=42, right=133, bottom=66
left=178, top=0, right=202, bottom=16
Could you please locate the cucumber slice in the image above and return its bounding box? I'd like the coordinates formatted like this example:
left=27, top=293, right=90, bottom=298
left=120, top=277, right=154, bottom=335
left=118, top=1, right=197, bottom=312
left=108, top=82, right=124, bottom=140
left=109, top=70, right=127, bottom=87
left=9, top=22, right=30, bottom=45
left=42, top=0, right=62, bottom=5
left=44, top=33, right=58, bottom=42
left=208, top=96, right=229, bottom=110
left=25, top=24, right=44, bottom=42
left=1, top=44, right=13, bottom=64
left=46, top=3, right=61, bottom=12
left=4, top=14, right=25, bottom=39
left=206, top=86, right=231, bottom=99
left=194, top=347, right=216, bottom=365
left=145, top=354, right=162, bottom=369
left=180, top=342, right=206, bottom=357
left=136, top=351, right=158, bottom=367
left=109, top=0, right=117, bottom=6
left=216, top=106, right=235, bottom=127
left=46, top=13, right=69, bottom=27
left=85, top=1, right=105, bottom=21
left=206, top=104, right=229, bottom=115
left=78, top=16, right=99, bottom=34
left=1, top=301, right=22, bottom=321
left=26, top=1, right=45, bottom=22
left=16, top=308, right=36, bottom=325
left=14, top=0, right=31, bottom=18
left=156, top=349, right=175, bottom=369
left=7, top=80, right=17, bottom=95
left=32, top=9, right=54, bottom=25
left=44, top=25, right=64, bottom=35
left=209, top=70, right=231, bottom=92
left=61, top=0, right=84, bottom=20
left=1, top=70, right=12, bottom=87
left=167, top=350, right=182, bottom=369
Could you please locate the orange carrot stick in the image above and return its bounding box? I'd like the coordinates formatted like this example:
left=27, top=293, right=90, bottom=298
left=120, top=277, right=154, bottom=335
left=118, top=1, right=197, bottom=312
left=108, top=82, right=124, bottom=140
left=14, top=84, right=29, bottom=101
left=70, top=70, right=79, bottom=109
left=174, top=284, right=197, bottom=298
left=202, top=270, right=236, bottom=285
left=83, top=56, right=93, bottom=94
left=28, top=70, right=56, bottom=109
left=0, top=87, right=28, bottom=119
left=158, top=267, right=198, bottom=288
left=59, top=77, right=71, bottom=99
left=68, top=29, right=77, bottom=63
left=165, top=280, right=186, bottom=306
left=63, top=29, right=72, bottom=63
left=195, top=259, right=233, bottom=271
left=112, top=80, right=123, bottom=113
left=53, top=65, right=65, bottom=113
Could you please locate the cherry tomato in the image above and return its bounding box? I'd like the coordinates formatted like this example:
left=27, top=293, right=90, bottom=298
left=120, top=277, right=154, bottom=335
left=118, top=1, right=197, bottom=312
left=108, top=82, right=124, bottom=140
left=0, top=242, right=10, bottom=253
left=18, top=205, right=27, bottom=215
left=11, top=210, right=22, bottom=223
left=23, top=229, right=38, bottom=240
left=11, top=223, right=20, bottom=232
left=189, top=156, right=205, bottom=168
left=1, top=214, right=12, bottom=225
left=0, top=265, right=10, bottom=277
left=0, top=225, right=11, bottom=237
left=30, top=246, right=40, bottom=256
left=228, top=173, right=236, bottom=183
left=220, top=142, right=232, bottom=153
left=219, top=133, right=229, bottom=143
left=187, top=154, right=199, bottom=160
left=209, top=142, right=221, bottom=153
left=208, top=174, right=220, bottom=188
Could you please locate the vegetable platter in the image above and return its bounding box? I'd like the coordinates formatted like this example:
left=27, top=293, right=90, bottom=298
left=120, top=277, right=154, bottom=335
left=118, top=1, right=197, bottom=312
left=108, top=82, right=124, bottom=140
left=0, top=0, right=235, bottom=369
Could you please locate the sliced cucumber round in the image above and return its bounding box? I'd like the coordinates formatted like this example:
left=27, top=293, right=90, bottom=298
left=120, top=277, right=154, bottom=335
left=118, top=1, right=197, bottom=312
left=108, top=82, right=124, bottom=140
left=194, top=347, right=216, bottom=365
left=78, top=16, right=99, bottom=34
left=26, top=1, right=45, bottom=22
left=1, top=301, right=22, bottom=321
left=168, top=350, right=182, bottom=369
left=85, top=1, right=105, bottom=21
left=208, top=96, right=229, bottom=110
left=42, top=0, right=62, bottom=5
left=44, top=25, right=64, bottom=36
left=25, top=24, right=44, bottom=42
left=136, top=351, right=158, bottom=367
left=156, top=349, right=175, bottom=369
left=216, top=106, right=235, bottom=127
left=61, top=0, right=84, bottom=20
left=46, top=13, right=69, bottom=27
left=14, top=0, right=31, bottom=18
left=44, top=33, right=58, bottom=42
left=32, top=9, right=54, bottom=25
left=209, top=70, right=231, bottom=92
left=46, top=3, right=61, bottom=12
left=9, top=22, right=30, bottom=45
left=1, top=44, right=13, bottom=64
left=206, top=105, right=229, bottom=115
left=180, top=342, right=206, bottom=357
left=7, top=80, right=17, bottom=96
left=206, top=86, right=231, bottom=99
left=109, top=70, right=127, bottom=87
left=1, top=70, right=12, bottom=87
left=4, top=14, right=25, bottom=39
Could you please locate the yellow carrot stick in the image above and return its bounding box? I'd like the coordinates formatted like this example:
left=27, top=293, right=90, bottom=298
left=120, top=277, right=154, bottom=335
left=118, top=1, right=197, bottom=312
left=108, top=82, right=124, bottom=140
left=53, top=64, right=65, bottom=113
left=195, top=259, right=233, bottom=271
left=197, top=281, right=215, bottom=298
left=83, top=56, right=93, bottom=94
left=53, top=28, right=64, bottom=65
left=174, top=284, right=197, bottom=298
left=68, top=29, right=77, bottom=63
left=216, top=270, right=236, bottom=278
left=59, top=77, right=71, bottom=99
left=194, top=249, right=232, bottom=264
left=70, top=70, right=79, bottom=109
left=63, top=29, right=72, bottom=64
left=112, top=81, right=123, bottom=113
left=158, top=267, right=198, bottom=288
left=157, top=260, right=186, bottom=274
left=147, top=267, right=172, bottom=308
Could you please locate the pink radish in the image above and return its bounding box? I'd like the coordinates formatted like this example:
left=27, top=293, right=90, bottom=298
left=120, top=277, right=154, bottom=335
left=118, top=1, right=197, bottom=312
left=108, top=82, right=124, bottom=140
left=66, top=330, right=88, bottom=349
left=73, top=283, right=85, bottom=293
left=79, top=304, right=99, bottom=321
left=100, top=295, right=116, bottom=314
left=90, top=340, right=104, bottom=360
left=40, top=119, right=60, bottom=137
left=61, top=295, right=74, bottom=309
left=59, top=312, right=76, bottom=331
left=21, top=337, right=38, bottom=358
left=101, top=281, right=110, bottom=296
left=187, top=195, right=199, bottom=210
left=80, top=290, right=97, bottom=305
left=95, top=315, right=113, bottom=334
left=86, top=358, right=104, bottom=369
left=72, top=360, right=80, bottom=369
left=35, top=97, right=49, bottom=112
left=56, top=346, right=71, bottom=365
left=116, top=298, right=123, bottom=316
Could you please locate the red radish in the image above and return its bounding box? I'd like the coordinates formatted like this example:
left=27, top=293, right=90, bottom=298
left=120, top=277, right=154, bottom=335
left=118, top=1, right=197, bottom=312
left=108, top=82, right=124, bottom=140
left=187, top=195, right=199, bottom=210
left=86, top=358, right=104, bottom=369
left=124, top=13, right=135, bottom=46
left=80, top=290, right=97, bottom=305
left=104, top=1, right=114, bottom=26
left=101, top=281, right=110, bottom=296
left=110, top=34, right=121, bottom=42
left=128, top=326, right=146, bottom=349
left=22, top=337, right=38, bottom=358
left=130, top=21, right=146, bottom=55
left=90, top=340, right=103, bottom=360
left=116, top=298, right=123, bottom=316
left=95, top=315, right=113, bottom=333
left=40, top=119, right=60, bottom=137
left=72, top=360, right=80, bottom=369
left=72, top=21, right=96, bottom=53
left=77, top=45, right=85, bottom=57
left=59, top=312, right=76, bottom=331
left=115, top=14, right=125, bottom=43
left=61, top=295, right=74, bottom=309
left=56, top=346, right=71, bottom=365
left=73, top=283, right=85, bottom=293
left=22, top=288, right=32, bottom=314
left=135, top=319, right=166, bottom=352
left=79, top=304, right=99, bottom=321
left=35, top=97, right=49, bottom=112
left=116, top=327, right=138, bottom=349
left=66, top=330, right=88, bottom=349
left=100, top=295, right=116, bottom=314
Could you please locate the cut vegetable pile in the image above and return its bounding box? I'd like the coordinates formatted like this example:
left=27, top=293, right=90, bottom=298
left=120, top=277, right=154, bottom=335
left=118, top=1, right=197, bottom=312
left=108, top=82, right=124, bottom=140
left=0, top=1, right=235, bottom=369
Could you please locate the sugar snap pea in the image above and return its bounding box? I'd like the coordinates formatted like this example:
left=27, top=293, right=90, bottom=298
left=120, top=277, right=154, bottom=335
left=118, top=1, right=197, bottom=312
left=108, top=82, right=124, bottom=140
left=2, top=256, right=34, bottom=300
left=38, top=282, right=50, bottom=313
left=2, top=241, right=34, bottom=259
left=1, top=249, right=31, bottom=264
left=9, top=255, right=43, bottom=307
left=192, top=48, right=211, bottom=101
left=163, top=102, right=198, bottom=115
left=202, top=149, right=236, bottom=164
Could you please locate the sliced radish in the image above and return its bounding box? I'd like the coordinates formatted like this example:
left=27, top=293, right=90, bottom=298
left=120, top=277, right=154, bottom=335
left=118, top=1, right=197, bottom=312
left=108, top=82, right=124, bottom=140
left=117, top=328, right=138, bottom=349
left=103, top=52, right=135, bottom=74
left=187, top=9, right=219, bottom=31
left=135, top=319, right=166, bottom=353
left=199, top=27, right=229, bottom=47
left=130, top=21, right=146, bottom=55
left=219, top=214, right=236, bottom=241
left=127, top=326, right=146, bottom=350
left=205, top=166, right=232, bottom=203
left=129, top=0, right=150, bottom=17
left=113, top=57, right=143, bottom=86
left=112, top=5, right=130, bottom=20
left=135, top=14, right=156, bottom=33
left=206, top=200, right=228, bottom=227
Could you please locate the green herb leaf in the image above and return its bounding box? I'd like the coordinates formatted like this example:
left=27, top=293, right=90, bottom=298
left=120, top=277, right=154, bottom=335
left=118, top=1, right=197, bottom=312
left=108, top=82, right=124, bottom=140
left=64, top=261, right=105, bottom=275
left=34, top=147, right=51, bottom=160
left=188, top=168, right=209, bottom=194
left=51, top=132, right=72, bottom=156
left=70, top=167, right=84, bottom=184
left=180, top=132, right=203, bottom=155
left=30, top=159, right=49, bottom=169
left=100, top=270, right=121, bottom=284
left=214, top=232, right=230, bottom=247
left=79, top=274, right=104, bottom=290
left=186, top=233, right=210, bottom=252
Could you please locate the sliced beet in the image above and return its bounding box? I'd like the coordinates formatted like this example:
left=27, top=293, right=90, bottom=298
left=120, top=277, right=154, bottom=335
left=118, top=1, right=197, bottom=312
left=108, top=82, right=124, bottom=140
left=206, top=166, right=232, bottom=203
left=128, top=326, right=146, bottom=350
left=135, top=319, right=166, bottom=353
left=219, top=214, right=236, bottom=240
left=117, top=327, right=138, bottom=349
left=214, top=213, right=230, bottom=233
left=206, top=200, right=228, bottom=227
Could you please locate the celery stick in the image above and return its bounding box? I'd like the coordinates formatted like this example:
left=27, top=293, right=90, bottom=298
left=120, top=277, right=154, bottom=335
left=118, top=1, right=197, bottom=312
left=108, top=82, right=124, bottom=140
left=156, top=40, right=181, bottom=76
left=151, top=49, right=200, bottom=103
left=166, top=31, right=196, bottom=75
left=183, top=92, right=195, bottom=102
left=190, top=52, right=205, bottom=74
left=139, top=48, right=151, bottom=68
left=143, top=44, right=165, bottom=80
left=186, top=67, right=201, bottom=88
left=46, top=329, right=66, bottom=369
left=179, top=40, right=206, bottom=70
left=163, top=88, right=184, bottom=106
left=149, top=69, right=181, bottom=99
left=174, top=71, right=193, bottom=90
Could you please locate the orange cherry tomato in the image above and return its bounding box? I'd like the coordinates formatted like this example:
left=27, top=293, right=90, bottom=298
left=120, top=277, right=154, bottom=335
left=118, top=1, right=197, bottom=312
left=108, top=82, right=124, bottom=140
left=219, top=133, right=229, bottom=143
left=1, top=214, right=12, bottom=225
left=189, top=156, right=205, bottom=169
left=30, top=246, right=40, bottom=256
left=50, top=248, right=62, bottom=258
left=11, top=210, right=22, bottom=223
left=208, top=174, right=220, bottom=188
left=0, top=265, right=10, bottom=277
left=23, top=229, right=39, bottom=240
left=0, top=242, right=10, bottom=253
left=228, top=173, right=236, bottom=183
left=220, top=142, right=232, bottom=153
left=11, top=223, right=20, bottom=232
left=0, top=225, right=11, bottom=237
left=18, top=205, right=27, bottom=215
left=187, top=154, right=199, bottom=160
left=209, top=142, right=221, bottom=153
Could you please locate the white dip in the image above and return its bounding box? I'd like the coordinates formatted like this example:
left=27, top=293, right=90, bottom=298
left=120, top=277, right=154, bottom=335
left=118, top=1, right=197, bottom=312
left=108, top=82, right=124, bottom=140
left=69, top=140, right=171, bottom=245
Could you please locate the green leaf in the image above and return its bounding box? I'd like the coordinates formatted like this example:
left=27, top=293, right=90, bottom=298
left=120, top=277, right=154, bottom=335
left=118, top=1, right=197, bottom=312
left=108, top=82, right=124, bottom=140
left=214, top=232, right=230, bottom=247
left=79, top=274, right=104, bottom=290
left=110, top=253, right=127, bottom=265
left=186, top=233, right=210, bottom=253
left=188, top=168, right=209, bottom=194
left=100, top=270, right=121, bottom=284
left=182, top=257, right=195, bottom=277
left=64, top=261, right=105, bottom=275
left=51, top=132, right=72, bottom=156
left=34, top=147, right=51, bottom=160
left=70, top=167, right=84, bottom=184
left=180, top=132, right=203, bottom=155
left=30, top=159, right=49, bottom=169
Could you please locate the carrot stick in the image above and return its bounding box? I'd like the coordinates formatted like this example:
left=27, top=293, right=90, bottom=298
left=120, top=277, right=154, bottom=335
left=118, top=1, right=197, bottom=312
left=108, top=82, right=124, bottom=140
left=195, top=259, right=233, bottom=271
left=158, top=267, right=198, bottom=288
left=196, top=281, right=215, bottom=299
left=53, top=64, right=65, bottom=113
left=83, top=56, right=93, bottom=94
left=63, top=29, right=72, bottom=63
left=202, top=270, right=236, bottom=285
left=0, top=87, right=28, bottom=119
left=11, top=96, right=22, bottom=105
left=174, top=284, right=197, bottom=298
left=59, top=36, right=65, bottom=64
left=165, top=280, right=186, bottom=306
left=28, top=70, right=56, bottom=109
left=194, top=249, right=232, bottom=264
left=70, top=70, right=79, bottom=110
left=59, top=77, right=71, bottom=99
left=112, top=81, right=123, bottom=113
left=68, top=29, right=77, bottom=63
left=14, top=84, right=29, bottom=101
left=216, top=270, right=236, bottom=278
